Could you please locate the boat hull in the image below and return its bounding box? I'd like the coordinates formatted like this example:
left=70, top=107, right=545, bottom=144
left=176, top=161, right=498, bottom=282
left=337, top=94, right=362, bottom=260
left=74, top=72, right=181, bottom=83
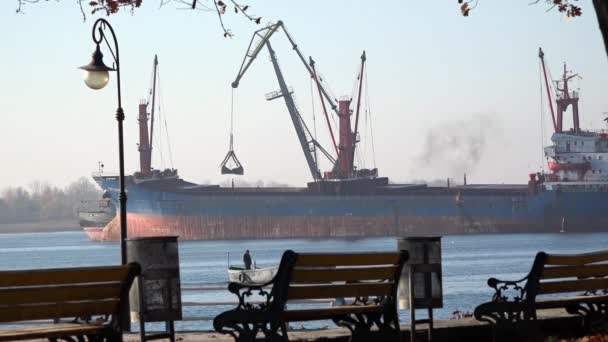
left=83, top=227, right=105, bottom=241
left=227, top=267, right=278, bottom=284
left=86, top=176, right=608, bottom=241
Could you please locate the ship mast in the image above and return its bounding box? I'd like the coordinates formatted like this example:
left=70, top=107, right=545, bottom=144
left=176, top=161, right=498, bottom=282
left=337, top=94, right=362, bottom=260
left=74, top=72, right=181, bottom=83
left=137, top=55, right=158, bottom=176
left=555, top=62, right=580, bottom=133
left=149, top=55, right=158, bottom=166
left=538, top=48, right=580, bottom=134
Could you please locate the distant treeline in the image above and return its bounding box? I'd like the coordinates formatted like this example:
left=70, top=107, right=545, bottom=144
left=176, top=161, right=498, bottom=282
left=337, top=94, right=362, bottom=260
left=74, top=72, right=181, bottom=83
left=0, top=178, right=101, bottom=224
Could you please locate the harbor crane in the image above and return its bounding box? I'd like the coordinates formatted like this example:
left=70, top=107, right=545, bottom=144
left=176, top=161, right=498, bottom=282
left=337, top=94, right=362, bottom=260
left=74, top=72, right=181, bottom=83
left=231, top=21, right=371, bottom=181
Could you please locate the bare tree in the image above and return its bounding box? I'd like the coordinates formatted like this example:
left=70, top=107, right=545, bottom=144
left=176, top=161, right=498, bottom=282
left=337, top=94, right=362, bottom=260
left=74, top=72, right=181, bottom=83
left=0, top=178, right=102, bottom=223
left=17, top=1, right=608, bottom=57
left=15, top=0, right=261, bottom=37
left=458, top=0, right=608, bottom=58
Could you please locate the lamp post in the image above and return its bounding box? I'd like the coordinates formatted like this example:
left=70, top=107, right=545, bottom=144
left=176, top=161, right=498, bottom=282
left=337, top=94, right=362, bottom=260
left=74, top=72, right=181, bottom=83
left=80, top=18, right=128, bottom=265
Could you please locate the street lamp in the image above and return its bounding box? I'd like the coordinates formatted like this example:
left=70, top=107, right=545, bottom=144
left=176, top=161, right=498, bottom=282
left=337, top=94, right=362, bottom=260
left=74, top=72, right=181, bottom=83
left=80, top=18, right=128, bottom=265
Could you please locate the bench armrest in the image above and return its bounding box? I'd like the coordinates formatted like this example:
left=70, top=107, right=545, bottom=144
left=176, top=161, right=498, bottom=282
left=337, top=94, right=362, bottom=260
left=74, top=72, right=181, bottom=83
left=227, top=281, right=274, bottom=311
left=487, top=276, right=529, bottom=303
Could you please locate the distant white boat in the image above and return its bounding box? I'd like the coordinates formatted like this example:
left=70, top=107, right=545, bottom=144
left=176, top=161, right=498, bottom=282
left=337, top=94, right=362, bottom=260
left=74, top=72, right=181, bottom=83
left=227, top=266, right=278, bottom=285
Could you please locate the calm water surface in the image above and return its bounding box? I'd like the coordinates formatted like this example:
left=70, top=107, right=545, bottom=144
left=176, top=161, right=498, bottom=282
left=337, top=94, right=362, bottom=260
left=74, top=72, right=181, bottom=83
left=1, top=231, right=607, bottom=331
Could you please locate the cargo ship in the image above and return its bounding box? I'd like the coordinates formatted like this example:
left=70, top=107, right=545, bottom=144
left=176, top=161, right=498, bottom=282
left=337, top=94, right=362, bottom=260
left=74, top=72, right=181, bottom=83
left=86, top=24, right=608, bottom=241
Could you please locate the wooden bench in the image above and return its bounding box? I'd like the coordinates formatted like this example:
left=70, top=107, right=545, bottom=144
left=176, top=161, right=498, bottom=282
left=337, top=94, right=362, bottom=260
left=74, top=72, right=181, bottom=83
left=474, top=250, right=608, bottom=340
left=214, top=250, right=408, bottom=342
left=0, top=263, right=140, bottom=342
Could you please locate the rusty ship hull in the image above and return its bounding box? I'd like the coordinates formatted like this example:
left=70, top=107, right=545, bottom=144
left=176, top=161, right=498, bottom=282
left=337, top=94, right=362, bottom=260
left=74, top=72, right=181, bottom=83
left=87, top=175, right=596, bottom=241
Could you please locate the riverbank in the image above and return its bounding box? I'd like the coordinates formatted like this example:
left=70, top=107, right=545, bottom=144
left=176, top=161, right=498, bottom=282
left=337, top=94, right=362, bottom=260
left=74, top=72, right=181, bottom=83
left=0, top=218, right=79, bottom=234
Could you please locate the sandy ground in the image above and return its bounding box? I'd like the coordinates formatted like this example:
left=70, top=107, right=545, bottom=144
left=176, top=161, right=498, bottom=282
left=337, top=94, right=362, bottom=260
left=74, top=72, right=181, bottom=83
left=0, top=218, right=80, bottom=234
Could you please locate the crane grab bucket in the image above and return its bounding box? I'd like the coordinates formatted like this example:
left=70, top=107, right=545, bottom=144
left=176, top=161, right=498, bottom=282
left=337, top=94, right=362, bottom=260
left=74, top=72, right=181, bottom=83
left=220, top=150, right=244, bottom=175
left=220, top=134, right=244, bottom=175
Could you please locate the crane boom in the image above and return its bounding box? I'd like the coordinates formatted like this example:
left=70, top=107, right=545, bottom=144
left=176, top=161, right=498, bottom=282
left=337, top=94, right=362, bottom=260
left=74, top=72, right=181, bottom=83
left=231, top=23, right=281, bottom=89
left=539, top=48, right=558, bottom=133
left=231, top=22, right=327, bottom=180
left=279, top=24, right=338, bottom=115
left=266, top=42, right=322, bottom=180
left=233, top=22, right=338, bottom=115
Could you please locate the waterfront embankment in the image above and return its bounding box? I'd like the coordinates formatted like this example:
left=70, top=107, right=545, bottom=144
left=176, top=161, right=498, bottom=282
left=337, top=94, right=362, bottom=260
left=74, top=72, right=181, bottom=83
left=0, top=218, right=79, bottom=234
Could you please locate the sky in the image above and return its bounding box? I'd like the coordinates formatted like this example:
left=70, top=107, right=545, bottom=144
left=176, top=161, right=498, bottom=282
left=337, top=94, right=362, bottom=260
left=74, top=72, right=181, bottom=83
left=0, top=0, right=607, bottom=190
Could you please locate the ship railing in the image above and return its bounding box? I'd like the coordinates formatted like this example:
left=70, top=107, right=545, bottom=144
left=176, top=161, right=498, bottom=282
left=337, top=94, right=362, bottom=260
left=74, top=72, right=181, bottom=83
left=92, top=171, right=120, bottom=178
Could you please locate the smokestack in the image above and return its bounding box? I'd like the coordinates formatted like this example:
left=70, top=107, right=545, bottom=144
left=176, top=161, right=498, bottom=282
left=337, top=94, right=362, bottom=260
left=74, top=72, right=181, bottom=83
left=447, top=178, right=450, bottom=189
left=464, top=173, right=467, bottom=186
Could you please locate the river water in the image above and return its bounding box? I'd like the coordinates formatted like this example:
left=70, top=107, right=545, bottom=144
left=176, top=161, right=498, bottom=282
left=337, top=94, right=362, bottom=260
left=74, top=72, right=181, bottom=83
left=1, top=231, right=607, bottom=331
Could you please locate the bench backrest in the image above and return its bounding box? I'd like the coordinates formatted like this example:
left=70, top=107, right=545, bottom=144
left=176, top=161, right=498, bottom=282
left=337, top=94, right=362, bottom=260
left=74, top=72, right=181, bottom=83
left=0, top=263, right=140, bottom=323
left=527, top=251, right=608, bottom=299
left=269, top=250, right=408, bottom=311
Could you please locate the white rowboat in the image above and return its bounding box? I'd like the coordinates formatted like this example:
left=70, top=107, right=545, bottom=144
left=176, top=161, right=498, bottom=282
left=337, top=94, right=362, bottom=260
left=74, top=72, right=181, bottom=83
left=227, top=266, right=278, bottom=285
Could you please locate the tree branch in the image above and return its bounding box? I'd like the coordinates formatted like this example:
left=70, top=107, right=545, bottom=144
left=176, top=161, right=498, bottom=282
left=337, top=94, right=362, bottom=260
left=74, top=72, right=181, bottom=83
left=16, top=0, right=261, bottom=37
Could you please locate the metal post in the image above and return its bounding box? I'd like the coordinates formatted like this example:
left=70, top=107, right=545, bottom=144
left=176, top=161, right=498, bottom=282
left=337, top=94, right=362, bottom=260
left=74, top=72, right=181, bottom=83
left=90, top=18, right=128, bottom=265
left=428, top=307, right=433, bottom=341
left=409, top=266, right=416, bottom=342
left=84, top=18, right=130, bottom=332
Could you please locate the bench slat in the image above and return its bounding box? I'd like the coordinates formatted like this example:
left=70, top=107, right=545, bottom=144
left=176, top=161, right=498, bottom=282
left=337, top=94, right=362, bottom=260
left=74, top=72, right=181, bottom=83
left=545, top=251, right=608, bottom=266
left=0, top=323, right=107, bottom=342
left=295, top=252, right=402, bottom=267
left=288, top=282, right=393, bottom=300
left=535, top=294, right=608, bottom=309
left=0, top=299, right=120, bottom=323
left=539, top=277, right=608, bottom=295
left=0, top=282, right=123, bottom=306
left=0, top=266, right=130, bottom=287
left=541, top=264, right=608, bottom=279
left=282, top=305, right=383, bottom=322
left=291, top=266, right=398, bottom=283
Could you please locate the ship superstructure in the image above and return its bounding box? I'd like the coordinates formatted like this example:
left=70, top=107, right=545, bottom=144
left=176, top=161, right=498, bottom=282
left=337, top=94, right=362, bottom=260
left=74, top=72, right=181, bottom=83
left=539, top=48, right=608, bottom=190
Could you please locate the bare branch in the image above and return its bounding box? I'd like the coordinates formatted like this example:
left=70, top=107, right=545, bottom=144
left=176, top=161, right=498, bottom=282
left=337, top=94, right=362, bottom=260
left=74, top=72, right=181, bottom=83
left=212, top=0, right=233, bottom=38
left=459, top=0, right=582, bottom=18
left=16, top=0, right=261, bottom=37
left=78, top=0, right=86, bottom=21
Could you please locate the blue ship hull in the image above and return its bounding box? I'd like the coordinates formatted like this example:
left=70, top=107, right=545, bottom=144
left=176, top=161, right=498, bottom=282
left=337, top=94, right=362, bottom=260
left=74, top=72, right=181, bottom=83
left=88, top=175, right=608, bottom=241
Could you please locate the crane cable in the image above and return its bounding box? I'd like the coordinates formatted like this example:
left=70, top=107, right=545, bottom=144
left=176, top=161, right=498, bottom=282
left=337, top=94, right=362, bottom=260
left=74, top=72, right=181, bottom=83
left=158, top=69, right=174, bottom=169
left=310, top=77, right=318, bottom=165
left=365, top=67, right=377, bottom=169
left=219, top=88, right=244, bottom=175
left=230, top=87, right=235, bottom=150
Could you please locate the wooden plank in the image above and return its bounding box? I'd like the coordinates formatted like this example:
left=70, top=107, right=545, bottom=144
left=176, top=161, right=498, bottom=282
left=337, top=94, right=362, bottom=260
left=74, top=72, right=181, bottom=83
left=0, top=299, right=120, bottom=323
left=538, top=278, right=608, bottom=295
left=0, top=282, right=123, bottom=306
left=0, top=323, right=106, bottom=342
left=295, top=252, right=402, bottom=267
left=535, top=294, right=608, bottom=309
left=282, top=305, right=383, bottom=322
left=291, top=266, right=398, bottom=283
left=0, top=266, right=130, bottom=287
left=287, top=282, right=393, bottom=300
left=541, top=264, right=608, bottom=279
left=545, top=251, right=608, bottom=266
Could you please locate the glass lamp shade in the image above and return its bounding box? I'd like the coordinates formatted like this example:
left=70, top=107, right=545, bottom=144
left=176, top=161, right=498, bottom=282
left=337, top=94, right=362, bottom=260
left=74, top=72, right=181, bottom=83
left=80, top=44, right=114, bottom=90
left=83, top=70, right=110, bottom=90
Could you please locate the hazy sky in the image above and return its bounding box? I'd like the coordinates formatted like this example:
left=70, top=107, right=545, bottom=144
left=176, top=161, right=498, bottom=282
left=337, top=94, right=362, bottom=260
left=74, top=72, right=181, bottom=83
left=1, top=0, right=607, bottom=190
